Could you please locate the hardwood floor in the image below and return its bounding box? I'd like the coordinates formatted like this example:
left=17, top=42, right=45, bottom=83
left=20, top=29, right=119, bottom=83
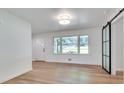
left=4, top=61, right=123, bottom=84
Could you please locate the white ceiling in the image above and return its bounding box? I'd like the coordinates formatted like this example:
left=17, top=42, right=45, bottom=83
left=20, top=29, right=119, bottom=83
left=5, top=8, right=116, bottom=34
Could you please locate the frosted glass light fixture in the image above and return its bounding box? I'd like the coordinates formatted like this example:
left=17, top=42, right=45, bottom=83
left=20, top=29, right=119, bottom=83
left=59, top=19, right=70, bottom=25
left=58, top=14, right=71, bottom=25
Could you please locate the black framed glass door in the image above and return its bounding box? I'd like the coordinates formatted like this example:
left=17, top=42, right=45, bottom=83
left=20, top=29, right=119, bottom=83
left=102, top=22, right=111, bottom=74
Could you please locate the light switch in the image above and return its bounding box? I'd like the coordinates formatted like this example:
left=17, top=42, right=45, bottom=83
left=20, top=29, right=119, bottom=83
left=0, top=19, right=4, bottom=24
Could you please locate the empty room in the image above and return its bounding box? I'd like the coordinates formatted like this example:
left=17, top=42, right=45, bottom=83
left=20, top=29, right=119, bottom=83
left=0, top=8, right=124, bottom=84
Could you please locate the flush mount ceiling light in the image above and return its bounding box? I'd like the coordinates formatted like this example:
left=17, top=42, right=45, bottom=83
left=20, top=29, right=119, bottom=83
left=59, top=19, right=70, bottom=25
left=58, top=14, right=71, bottom=25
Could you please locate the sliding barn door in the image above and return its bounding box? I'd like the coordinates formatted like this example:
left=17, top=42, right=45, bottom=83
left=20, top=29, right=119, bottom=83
left=102, top=22, right=111, bottom=74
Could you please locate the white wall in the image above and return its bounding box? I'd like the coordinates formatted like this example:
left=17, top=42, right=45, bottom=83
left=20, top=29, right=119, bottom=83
left=0, top=10, right=32, bottom=83
left=32, top=27, right=102, bottom=65
left=123, top=12, right=124, bottom=82
left=111, top=17, right=123, bottom=74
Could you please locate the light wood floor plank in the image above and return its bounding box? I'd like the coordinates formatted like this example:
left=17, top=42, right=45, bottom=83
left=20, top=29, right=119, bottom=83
left=4, top=62, right=123, bottom=84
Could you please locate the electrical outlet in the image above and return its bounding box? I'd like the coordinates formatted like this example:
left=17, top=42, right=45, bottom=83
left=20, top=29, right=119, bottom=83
left=68, top=58, right=72, bottom=61
left=43, top=48, right=45, bottom=52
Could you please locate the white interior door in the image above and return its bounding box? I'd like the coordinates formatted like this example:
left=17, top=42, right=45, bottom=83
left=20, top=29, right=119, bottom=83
left=32, top=38, right=46, bottom=61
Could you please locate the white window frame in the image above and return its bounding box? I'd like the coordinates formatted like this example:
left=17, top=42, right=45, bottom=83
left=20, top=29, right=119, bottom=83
left=53, top=35, right=89, bottom=55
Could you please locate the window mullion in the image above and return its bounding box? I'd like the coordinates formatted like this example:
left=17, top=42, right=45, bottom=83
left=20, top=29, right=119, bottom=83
left=78, top=36, right=80, bottom=54
left=60, top=37, right=62, bottom=54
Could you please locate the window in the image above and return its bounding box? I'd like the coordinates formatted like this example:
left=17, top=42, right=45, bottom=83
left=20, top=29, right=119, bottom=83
left=54, top=37, right=61, bottom=54
left=80, top=35, right=88, bottom=54
left=54, top=35, right=88, bottom=54
left=62, top=36, right=78, bottom=54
